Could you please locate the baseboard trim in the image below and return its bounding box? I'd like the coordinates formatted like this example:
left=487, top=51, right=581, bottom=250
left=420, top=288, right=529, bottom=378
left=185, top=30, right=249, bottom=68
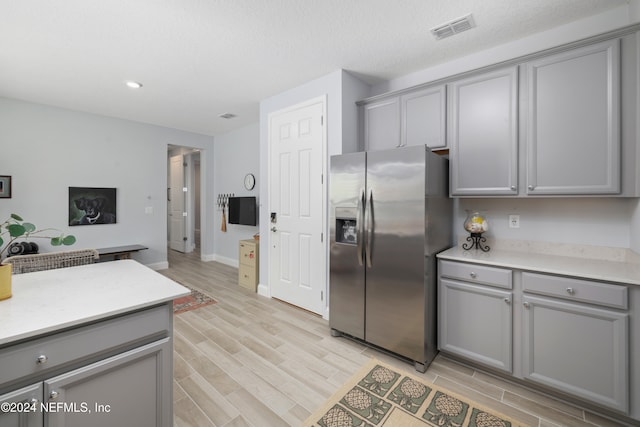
left=212, top=254, right=239, bottom=268
left=146, top=261, right=169, bottom=271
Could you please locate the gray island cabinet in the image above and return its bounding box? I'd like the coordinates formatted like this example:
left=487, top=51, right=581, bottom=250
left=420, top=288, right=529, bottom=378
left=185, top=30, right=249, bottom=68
left=0, top=260, right=189, bottom=427
left=437, top=247, right=640, bottom=424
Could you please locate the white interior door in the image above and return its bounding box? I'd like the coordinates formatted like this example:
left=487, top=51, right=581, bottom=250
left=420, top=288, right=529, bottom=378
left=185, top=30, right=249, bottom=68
left=269, top=97, right=326, bottom=315
left=169, top=154, right=187, bottom=252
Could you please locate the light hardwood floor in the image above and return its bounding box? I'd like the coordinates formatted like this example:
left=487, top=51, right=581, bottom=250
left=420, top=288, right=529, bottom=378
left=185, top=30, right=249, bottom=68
left=161, top=249, right=629, bottom=427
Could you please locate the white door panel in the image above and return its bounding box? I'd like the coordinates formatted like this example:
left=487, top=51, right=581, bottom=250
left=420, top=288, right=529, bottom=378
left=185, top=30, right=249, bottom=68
left=269, top=97, right=326, bottom=315
left=169, top=155, right=187, bottom=253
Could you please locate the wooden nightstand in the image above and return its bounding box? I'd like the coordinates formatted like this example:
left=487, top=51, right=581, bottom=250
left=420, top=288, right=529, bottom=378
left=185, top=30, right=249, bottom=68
left=239, top=239, right=259, bottom=291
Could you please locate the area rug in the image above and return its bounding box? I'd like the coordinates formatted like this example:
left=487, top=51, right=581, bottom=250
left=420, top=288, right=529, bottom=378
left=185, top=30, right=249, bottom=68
left=173, top=284, right=217, bottom=314
left=303, top=358, right=525, bottom=427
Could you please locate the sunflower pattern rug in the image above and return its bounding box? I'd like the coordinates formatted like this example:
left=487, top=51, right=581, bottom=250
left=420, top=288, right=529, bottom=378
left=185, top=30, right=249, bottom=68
left=304, top=358, right=525, bottom=427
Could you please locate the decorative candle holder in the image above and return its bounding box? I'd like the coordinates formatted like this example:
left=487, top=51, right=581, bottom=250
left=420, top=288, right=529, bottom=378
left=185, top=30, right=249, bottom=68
left=462, top=211, right=490, bottom=252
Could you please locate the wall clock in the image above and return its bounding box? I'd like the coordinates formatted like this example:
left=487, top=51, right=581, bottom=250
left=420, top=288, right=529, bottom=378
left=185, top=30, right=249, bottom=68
left=244, top=173, right=256, bottom=190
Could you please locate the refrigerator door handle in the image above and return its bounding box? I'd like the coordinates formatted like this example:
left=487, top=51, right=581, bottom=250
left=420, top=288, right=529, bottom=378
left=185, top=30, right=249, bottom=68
left=356, top=189, right=365, bottom=266
left=365, top=189, right=374, bottom=268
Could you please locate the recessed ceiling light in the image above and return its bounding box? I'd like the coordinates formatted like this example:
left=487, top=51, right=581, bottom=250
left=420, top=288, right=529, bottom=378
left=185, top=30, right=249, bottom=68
left=218, top=113, right=236, bottom=119
left=125, top=81, right=143, bottom=89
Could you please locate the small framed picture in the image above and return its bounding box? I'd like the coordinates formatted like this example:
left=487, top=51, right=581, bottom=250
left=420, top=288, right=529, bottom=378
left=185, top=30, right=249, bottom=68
left=0, top=176, right=11, bottom=198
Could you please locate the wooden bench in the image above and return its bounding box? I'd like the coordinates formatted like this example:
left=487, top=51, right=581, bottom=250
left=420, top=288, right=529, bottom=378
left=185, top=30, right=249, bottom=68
left=96, top=244, right=148, bottom=261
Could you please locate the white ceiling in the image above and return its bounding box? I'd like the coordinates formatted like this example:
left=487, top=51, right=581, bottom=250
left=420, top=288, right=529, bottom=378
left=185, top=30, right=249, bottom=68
left=0, top=0, right=629, bottom=136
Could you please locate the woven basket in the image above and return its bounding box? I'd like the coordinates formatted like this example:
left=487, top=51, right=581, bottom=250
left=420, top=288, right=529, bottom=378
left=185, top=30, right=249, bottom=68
left=1, top=249, right=99, bottom=274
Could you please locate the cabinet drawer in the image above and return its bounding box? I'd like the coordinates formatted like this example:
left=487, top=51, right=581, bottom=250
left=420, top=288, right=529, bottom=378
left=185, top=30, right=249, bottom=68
left=239, top=242, right=258, bottom=267
left=439, top=260, right=512, bottom=289
left=0, top=305, right=170, bottom=390
left=239, top=266, right=257, bottom=291
left=522, top=272, right=627, bottom=309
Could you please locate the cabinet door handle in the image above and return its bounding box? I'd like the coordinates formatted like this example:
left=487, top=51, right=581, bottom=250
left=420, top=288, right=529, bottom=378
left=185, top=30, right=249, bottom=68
left=49, top=390, right=59, bottom=400
left=523, top=302, right=530, bottom=309
left=469, top=272, right=477, bottom=279
left=36, top=354, right=48, bottom=365
left=504, top=298, right=511, bottom=304
left=528, top=185, right=535, bottom=191
left=510, top=186, right=516, bottom=191
left=566, top=287, right=575, bottom=295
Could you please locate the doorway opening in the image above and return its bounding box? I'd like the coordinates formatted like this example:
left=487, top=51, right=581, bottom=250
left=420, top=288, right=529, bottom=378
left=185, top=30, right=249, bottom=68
left=167, top=145, right=202, bottom=261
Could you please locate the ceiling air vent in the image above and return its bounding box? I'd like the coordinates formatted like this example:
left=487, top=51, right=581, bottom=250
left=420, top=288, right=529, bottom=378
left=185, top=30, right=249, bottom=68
left=431, top=14, right=475, bottom=40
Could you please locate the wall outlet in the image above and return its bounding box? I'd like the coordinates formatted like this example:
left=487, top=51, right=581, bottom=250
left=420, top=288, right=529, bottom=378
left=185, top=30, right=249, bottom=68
left=509, top=214, right=520, bottom=228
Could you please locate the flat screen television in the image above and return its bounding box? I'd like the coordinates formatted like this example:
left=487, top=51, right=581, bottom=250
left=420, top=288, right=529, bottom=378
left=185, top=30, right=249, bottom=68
left=228, top=196, right=257, bottom=226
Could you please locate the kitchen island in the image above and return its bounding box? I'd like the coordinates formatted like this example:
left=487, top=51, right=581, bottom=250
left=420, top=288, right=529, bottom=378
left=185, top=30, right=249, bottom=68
left=0, top=260, right=189, bottom=427
left=437, top=245, right=640, bottom=425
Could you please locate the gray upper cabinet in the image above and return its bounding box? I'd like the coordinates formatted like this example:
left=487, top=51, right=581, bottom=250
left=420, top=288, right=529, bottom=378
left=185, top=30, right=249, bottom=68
left=360, top=29, right=637, bottom=197
left=525, top=39, right=621, bottom=195
left=402, top=86, right=446, bottom=149
left=363, top=98, right=401, bottom=151
left=361, top=84, right=446, bottom=151
left=449, top=66, right=519, bottom=196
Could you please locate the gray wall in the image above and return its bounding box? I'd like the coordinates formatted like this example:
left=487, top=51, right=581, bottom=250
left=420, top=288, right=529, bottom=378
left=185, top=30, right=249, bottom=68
left=0, top=97, right=213, bottom=269
left=212, top=123, right=260, bottom=265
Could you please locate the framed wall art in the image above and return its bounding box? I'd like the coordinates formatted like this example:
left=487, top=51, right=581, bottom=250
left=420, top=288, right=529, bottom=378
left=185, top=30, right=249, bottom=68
left=69, top=187, right=117, bottom=226
left=0, top=176, right=11, bottom=198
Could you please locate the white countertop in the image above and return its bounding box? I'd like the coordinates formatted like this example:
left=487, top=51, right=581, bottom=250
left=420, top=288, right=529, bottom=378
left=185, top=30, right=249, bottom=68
left=438, top=246, right=640, bottom=286
left=0, top=260, right=190, bottom=346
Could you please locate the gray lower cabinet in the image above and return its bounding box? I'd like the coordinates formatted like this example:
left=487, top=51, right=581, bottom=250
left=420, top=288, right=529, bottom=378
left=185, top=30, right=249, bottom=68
left=45, top=338, right=171, bottom=427
left=0, top=383, right=43, bottom=427
left=439, top=279, right=512, bottom=372
left=0, top=305, right=173, bottom=427
left=448, top=66, right=519, bottom=196
left=522, top=295, right=628, bottom=412
left=521, top=271, right=629, bottom=413
left=438, top=260, right=632, bottom=415
left=525, top=38, right=620, bottom=195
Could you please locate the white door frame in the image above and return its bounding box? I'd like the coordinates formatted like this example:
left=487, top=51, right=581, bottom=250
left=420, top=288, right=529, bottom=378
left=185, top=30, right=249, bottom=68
left=267, top=95, right=328, bottom=318
left=167, top=146, right=205, bottom=260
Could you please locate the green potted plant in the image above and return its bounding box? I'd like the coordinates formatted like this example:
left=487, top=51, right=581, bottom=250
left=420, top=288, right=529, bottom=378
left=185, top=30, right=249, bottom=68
left=1, top=213, right=76, bottom=300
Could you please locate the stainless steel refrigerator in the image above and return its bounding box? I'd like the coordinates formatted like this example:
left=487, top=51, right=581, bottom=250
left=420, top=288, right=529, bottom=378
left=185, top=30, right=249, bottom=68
left=329, top=145, right=452, bottom=372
